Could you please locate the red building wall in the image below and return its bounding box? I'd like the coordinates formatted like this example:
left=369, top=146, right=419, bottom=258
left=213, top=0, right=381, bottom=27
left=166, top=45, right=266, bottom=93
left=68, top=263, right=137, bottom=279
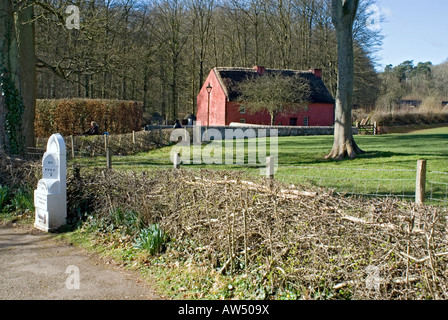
left=225, top=102, right=334, bottom=126
left=197, top=69, right=334, bottom=127
left=196, top=70, right=227, bottom=126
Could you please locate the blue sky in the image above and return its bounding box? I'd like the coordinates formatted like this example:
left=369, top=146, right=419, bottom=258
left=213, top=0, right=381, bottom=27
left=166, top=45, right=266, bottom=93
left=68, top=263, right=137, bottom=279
left=374, top=0, right=448, bottom=71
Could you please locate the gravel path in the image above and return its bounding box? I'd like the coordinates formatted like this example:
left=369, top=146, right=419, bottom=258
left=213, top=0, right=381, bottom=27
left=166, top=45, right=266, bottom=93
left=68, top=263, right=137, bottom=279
left=0, top=222, right=161, bottom=300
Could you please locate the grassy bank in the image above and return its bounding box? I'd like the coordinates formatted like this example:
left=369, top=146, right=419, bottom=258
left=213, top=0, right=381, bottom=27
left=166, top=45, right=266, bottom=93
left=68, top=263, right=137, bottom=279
left=71, top=128, right=448, bottom=204
left=71, top=127, right=448, bottom=170
left=2, top=129, right=448, bottom=300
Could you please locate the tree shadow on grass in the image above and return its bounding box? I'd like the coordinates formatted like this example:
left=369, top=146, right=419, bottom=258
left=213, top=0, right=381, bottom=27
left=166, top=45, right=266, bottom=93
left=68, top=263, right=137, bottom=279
left=356, top=150, right=410, bottom=160
left=279, top=150, right=410, bottom=166
left=357, top=149, right=448, bottom=160
left=281, top=148, right=447, bottom=167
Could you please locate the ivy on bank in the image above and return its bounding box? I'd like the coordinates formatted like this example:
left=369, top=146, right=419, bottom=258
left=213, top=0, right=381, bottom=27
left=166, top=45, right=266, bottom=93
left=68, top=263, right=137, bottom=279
left=0, top=70, right=25, bottom=155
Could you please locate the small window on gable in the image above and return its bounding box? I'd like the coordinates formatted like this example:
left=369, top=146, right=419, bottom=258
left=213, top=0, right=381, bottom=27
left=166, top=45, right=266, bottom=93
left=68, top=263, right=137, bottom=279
left=240, top=119, right=246, bottom=123
left=239, top=106, right=246, bottom=114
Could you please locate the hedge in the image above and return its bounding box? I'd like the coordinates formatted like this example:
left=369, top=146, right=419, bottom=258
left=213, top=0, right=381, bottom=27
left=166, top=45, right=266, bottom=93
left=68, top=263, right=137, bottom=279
left=372, top=112, right=448, bottom=126
left=35, top=99, right=143, bottom=137
left=35, top=129, right=175, bottom=157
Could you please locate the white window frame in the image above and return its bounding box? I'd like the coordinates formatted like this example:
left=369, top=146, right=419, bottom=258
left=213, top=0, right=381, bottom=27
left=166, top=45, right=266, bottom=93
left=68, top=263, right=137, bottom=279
left=303, top=116, right=309, bottom=126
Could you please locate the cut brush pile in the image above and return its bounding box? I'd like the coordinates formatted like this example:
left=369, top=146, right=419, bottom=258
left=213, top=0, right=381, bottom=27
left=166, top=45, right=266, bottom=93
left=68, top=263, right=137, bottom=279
left=2, top=156, right=448, bottom=299
left=68, top=167, right=448, bottom=300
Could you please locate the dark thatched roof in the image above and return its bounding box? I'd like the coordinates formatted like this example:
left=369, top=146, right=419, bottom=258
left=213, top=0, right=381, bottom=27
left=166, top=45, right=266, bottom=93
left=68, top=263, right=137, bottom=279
left=213, top=67, right=335, bottom=104
left=184, top=113, right=196, bottom=120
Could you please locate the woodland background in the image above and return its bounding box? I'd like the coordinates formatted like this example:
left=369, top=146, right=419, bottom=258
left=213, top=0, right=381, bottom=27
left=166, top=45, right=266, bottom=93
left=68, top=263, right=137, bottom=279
left=36, top=0, right=383, bottom=123
left=35, top=0, right=448, bottom=124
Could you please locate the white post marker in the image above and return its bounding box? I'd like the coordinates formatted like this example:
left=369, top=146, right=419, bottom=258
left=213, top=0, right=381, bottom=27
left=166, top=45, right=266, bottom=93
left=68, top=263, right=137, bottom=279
left=34, top=133, right=67, bottom=232
left=173, top=152, right=181, bottom=169
left=266, top=156, right=275, bottom=179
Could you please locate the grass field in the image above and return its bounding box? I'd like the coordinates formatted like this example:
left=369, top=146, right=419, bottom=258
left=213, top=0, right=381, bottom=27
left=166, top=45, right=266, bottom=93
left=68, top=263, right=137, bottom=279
left=71, top=127, right=448, bottom=204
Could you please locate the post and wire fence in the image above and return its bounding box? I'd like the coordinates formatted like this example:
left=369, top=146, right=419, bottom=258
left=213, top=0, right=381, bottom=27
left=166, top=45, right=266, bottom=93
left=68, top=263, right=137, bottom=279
left=172, top=154, right=448, bottom=207
left=29, top=130, right=448, bottom=207
left=427, top=170, right=448, bottom=205
left=272, top=159, right=448, bottom=206
left=29, top=129, right=175, bottom=160
left=274, top=166, right=417, bottom=199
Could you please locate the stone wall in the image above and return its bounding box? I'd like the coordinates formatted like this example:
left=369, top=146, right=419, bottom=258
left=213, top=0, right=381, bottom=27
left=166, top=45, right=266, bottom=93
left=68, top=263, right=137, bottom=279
left=145, top=124, right=358, bottom=139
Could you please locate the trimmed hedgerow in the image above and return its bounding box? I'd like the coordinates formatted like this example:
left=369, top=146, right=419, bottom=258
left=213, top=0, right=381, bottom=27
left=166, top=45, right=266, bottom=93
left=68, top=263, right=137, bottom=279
left=35, top=99, right=143, bottom=137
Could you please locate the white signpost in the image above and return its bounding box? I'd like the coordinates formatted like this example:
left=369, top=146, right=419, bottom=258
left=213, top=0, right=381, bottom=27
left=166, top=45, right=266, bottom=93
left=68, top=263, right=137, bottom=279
left=34, top=133, right=67, bottom=232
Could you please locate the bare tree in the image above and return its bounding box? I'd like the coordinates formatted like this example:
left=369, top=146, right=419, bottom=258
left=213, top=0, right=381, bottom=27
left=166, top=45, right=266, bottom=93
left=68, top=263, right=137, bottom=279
left=326, top=0, right=363, bottom=160
left=153, top=0, right=190, bottom=122
left=264, top=0, right=293, bottom=69
left=31, top=0, right=382, bottom=127
left=238, top=72, right=311, bottom=125
left=188, top=0, right=215, bottom=114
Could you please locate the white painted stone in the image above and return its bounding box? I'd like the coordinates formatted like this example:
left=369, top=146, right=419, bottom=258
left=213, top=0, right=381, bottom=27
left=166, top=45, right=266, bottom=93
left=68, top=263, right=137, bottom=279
left=34, top=133, right=67, bottom=232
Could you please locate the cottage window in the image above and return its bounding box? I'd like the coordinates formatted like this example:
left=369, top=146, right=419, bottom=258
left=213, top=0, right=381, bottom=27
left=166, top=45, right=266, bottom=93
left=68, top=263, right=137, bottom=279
left=239, top=106, right=246, bottom=114
left=303, top=116, right=309, bottom=126
left=240, top=119, right=246, bottom=123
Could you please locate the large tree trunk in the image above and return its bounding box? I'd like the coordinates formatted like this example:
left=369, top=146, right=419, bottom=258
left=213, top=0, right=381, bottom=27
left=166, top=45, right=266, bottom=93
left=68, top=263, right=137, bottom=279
left=0, top=1, right=5, bottom=151
left=0, top=0, right=36, bottom=154
left=0, top=0, right=21, bottom=154
left=326, top=0, right=363, bottom=160
left=17, top=1, right=37, bottom=149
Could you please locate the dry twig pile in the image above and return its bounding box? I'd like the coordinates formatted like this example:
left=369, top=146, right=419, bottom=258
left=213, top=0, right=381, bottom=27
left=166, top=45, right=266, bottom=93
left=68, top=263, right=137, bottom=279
left=68, top=167, right=448, bottom=299
left=2, top=157, right=448, bottom=299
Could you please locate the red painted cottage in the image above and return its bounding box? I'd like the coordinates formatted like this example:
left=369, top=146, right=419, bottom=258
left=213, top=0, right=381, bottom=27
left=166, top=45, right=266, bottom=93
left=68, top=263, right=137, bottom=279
left=196, top=66, right=335, bottom=126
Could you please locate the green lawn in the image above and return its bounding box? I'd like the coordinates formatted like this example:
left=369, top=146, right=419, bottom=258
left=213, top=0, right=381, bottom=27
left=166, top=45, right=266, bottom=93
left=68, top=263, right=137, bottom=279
left=71, top=127, right=448, bottom=204
left=408, top=126, right=448, bottom=135
left=273, top=132, right=447, bottom=202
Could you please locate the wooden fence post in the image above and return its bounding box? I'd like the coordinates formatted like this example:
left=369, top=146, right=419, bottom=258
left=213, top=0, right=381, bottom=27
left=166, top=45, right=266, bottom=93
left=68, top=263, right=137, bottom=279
left=70, top=135, right=75, bottom=159
left=416, top=159, right=427, bottom=204
left=106, top=148, right=112, bottom=169
left=104, top=133, right=108, bottom=153
left=266, top=156, right=275, bottom=180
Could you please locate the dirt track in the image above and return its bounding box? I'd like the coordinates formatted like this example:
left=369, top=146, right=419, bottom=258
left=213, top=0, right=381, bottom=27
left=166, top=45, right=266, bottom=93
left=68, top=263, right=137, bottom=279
left=0, top=222, right=161, bottom=300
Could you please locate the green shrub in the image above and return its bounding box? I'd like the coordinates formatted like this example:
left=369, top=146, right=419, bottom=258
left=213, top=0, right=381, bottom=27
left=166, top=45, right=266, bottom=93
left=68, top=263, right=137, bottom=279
left=133, top=224, right=166, bottom=255
left=10, top=188, right=34, bottom=213
left=81, top=207, right=146, bottom=237
left=0, top=185, right=10, bottom=212
left=0, top=186, right=34, bottom=217
left=109, top=207, right=145, bottom=236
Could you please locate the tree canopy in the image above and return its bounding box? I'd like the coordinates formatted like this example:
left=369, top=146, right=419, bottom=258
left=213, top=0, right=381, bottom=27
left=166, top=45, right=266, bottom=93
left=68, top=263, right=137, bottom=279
left=1, top=0, right=384, bottom=155
left=238, top=73, right=311, bottom=125
left=34, top=0, right=382, bottom=122
left=376, top=60, right=448, bottom=113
